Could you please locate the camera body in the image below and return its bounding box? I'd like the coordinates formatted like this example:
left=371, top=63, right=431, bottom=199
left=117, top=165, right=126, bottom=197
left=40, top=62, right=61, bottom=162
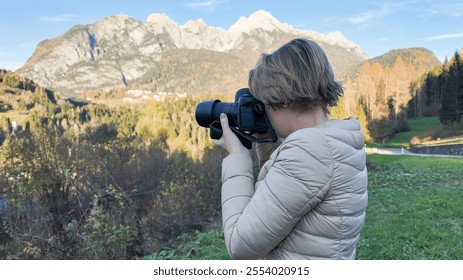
left=195, top=88, right=277, bottom=149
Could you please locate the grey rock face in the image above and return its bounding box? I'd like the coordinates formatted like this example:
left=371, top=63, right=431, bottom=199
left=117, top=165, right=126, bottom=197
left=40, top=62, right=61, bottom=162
left=18, top=11, right=366, bottom=98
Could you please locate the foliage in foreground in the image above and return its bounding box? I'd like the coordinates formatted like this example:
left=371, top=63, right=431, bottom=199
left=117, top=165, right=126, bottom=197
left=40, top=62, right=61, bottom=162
left=0, top=103, right=224, bottom=260
left=144, top=228, right=230, bottom=260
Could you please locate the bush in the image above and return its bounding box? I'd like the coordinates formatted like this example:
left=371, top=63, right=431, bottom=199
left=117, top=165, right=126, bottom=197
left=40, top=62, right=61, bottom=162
left=410, top=135, right=421, bottom=145
left=0, top=104, right=223, bottom=259
left=426, top=128, right=445, bottom=140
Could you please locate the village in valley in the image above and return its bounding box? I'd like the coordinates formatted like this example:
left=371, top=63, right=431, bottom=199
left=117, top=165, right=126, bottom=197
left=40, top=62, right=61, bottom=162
left=120, top=89, right=187, bottom=103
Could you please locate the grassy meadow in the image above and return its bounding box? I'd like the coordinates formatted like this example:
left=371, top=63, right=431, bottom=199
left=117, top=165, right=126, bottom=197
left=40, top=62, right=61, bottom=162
left=146, top=154, right=463, bottom=260
left=357, top=155, right=463, bottom=259
left=385, top=117, right=463, bottom=147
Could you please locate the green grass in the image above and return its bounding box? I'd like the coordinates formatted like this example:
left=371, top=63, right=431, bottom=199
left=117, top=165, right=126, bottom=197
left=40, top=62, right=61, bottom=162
left=144, top=228, right=231, bottom=260
left=359, top=155, right=463, bottom=259
left=367, top=154, right=463, bottom=172
left=147, top=154, right=463, bottom=260
left=385, top=117, right=444, bottom=147
left=384, top=117, right=463, bottom=147
left=407, top=117, right=444, bottom=135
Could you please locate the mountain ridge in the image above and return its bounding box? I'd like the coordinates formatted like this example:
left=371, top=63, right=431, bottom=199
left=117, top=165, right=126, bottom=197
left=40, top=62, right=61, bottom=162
left=340, top=47, right=441, bottom=81
left=368, top=47, right=441, bottom=69
left=16, top=10, right=438, bottom=99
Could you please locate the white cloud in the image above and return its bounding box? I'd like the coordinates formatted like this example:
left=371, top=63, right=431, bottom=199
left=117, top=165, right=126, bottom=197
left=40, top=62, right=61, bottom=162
left=39, top=13, right=79, bottom=23
left=184, top=0, right=230, bottom=11
left=428, top=3, right=463, bottom=17
left=348, top=9, right=388, bottom=24
left=423, top=33, right=463, bottom=41
left=347, top=4, right=393, bottom=24
left=347, top=2, right=411, bottom=25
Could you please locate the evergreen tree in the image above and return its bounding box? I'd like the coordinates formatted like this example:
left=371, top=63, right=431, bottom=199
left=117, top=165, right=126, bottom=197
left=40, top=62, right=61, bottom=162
left=439, top=51, right=463, bottom=124
left=457, top=53, right=463, bottom=122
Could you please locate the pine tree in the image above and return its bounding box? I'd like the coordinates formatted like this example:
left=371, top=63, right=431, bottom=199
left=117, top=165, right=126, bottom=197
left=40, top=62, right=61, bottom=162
left=457, top=53, right=463, bottom=122
left=439, top=51, right=463, bottom=124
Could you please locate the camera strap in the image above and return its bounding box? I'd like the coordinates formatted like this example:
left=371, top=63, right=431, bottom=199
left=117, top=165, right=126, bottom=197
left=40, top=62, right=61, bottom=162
left=209, top=121, right=277, bottom=149
left=230, top=126, right=277, bottom=149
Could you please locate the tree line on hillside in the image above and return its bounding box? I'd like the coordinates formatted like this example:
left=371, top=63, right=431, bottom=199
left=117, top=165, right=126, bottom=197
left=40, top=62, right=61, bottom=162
left=408, top=51, right=463, bottom=127
left=0, top=69, right=57, bottom=113
left=343, top=50, right=462, bottom=143
left=342, top=55, right=428, bottom=142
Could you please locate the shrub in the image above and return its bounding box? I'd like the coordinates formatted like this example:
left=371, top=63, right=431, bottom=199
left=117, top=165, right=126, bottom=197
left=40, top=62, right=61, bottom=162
left=0, top=104, right=223, bottom=259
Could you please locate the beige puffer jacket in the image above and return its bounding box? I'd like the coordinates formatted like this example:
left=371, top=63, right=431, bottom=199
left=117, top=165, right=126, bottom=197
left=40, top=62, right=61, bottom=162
left=221, top=117, right=368, bottom=259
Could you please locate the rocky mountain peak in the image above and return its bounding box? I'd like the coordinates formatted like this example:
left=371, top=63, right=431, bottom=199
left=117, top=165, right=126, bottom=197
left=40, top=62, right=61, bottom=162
left=229, top=10, right=293, bottom=34
left=145, top=14, right=180, bottom=48
left=182, top=18, right=212, bottom=33
left=146, top=13, right=174, bottom=24
left=146, top=13, right=178, bottom=31
left=95, top=14, right=140, bottom=30
left=17, top=10, right=368, bottom=98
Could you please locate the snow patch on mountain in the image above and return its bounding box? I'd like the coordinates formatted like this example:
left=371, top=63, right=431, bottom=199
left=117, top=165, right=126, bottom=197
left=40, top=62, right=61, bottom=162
left=228, top=10, right=365, bottom=58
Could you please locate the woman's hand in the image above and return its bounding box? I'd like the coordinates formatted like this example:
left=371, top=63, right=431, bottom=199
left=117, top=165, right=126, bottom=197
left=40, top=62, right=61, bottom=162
left=214, top=113, right=248, bottom=155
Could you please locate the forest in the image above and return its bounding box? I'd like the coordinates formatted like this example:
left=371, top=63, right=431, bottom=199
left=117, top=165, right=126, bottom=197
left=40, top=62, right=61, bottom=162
left=0, top=50, right=462, bottom=259
left=409, top=52, right=463, bottom=124
left=341, top=50, right=463, bottom=142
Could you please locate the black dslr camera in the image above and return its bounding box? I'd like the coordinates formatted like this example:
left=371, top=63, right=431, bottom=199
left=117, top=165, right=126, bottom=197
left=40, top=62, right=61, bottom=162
left=195, top=88, right=277, bottom=149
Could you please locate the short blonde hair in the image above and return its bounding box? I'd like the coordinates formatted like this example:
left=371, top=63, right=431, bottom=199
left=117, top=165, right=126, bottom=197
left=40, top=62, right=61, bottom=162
left=248, top=38, right=343, bottom=113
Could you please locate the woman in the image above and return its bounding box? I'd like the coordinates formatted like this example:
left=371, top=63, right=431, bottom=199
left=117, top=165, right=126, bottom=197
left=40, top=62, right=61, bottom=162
left=215, top=38, right=368, bottom=260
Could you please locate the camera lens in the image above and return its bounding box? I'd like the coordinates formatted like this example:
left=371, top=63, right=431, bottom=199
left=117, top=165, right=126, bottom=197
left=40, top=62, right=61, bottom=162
left=196, top=99, right=238, bottom=127
left=195, top=100, right=220, bottom=128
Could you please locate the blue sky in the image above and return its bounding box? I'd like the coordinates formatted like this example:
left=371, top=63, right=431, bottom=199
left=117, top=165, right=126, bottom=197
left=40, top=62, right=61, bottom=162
left=1, top=0, right=462, bottom=71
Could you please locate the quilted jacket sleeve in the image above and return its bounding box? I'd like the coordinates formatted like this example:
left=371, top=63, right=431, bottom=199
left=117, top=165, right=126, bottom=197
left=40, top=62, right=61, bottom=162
left=221, top=136, right=333, bottom=259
